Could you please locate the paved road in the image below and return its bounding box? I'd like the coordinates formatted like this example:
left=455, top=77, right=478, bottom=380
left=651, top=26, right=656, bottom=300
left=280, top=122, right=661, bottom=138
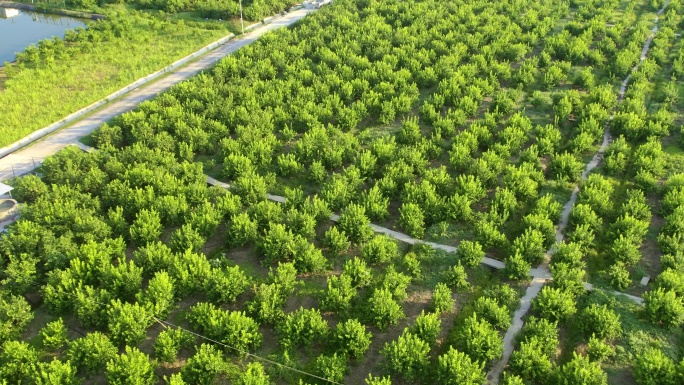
left=0, top=8, right=310, bottom=181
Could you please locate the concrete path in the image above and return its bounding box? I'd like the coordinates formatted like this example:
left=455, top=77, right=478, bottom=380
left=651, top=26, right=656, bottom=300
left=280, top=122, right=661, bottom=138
left=0, top=8, right=310, bottom=181
left=486, top=2, right=669, bottom=382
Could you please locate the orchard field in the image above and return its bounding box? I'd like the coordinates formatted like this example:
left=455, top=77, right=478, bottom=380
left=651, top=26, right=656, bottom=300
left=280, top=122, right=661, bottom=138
left=1, top=0, right=684, bottom=384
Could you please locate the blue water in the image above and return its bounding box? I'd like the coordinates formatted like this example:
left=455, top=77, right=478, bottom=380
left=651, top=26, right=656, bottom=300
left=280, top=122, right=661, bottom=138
left=0, top=8, right=86, bottom=64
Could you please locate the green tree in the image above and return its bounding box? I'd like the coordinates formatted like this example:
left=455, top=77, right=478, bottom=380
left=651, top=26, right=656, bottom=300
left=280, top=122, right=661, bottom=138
left=12, top=174, right=49, bottom=203
left=633, top=348, right=677, bottom=385
left=106, top=346, right=156, bottom=385
left=361, top=235, right=399, bottom=264
left=0, top=340, right=39, bottom=383
left=509, top=337, right=553, bottom=383
left=556, top=353, right=607, bottom=385
left=437, top=347, right=486, bottom=385
left=432, top=283, right=454, bottom=314
left=411, top=311, right=441, bottom=344
left=532, top=287, right=577, bottom=322
left=338, top=203, right=374, bottom=244
left=227, top=212, right=258, bottom=247
left=67, top=332, right=118, bottom=374
left=456, top=240, right=485, bottom=267
left=368, top=288, right=404, bottom=329
left=454, top=313, right=503, bottom=363
left=129, top=208, right=162, bottom=246
left=154, top=328, right=194, bottom=363
left=40, top=318, right=68, bottom=351
left=170, top=224, right=205, bottom=253
left=550, top=152, right=584, bottom=182
left=181, top=344, right=225, bottom=385
left=579, top=304, right=621, bottom=340
left=137, top=270, right=175, bottom=318
left=446, top=263, right=470, bottom=290
left=643, top=288, right=684, bottom=327
left=323, top=226, right=351, bottom=256
left=238, top=362, right=271, bottom=385
left=505, top=251, right=532, bottom=281
left=474, top=297, right=511, bottom=330
left=382, top=332, right=430, bottom=381
left=188, top=303, right=262, bottom=352
left=205, top=266, right=249, bottom=304
left=343, top=257, right=372, bottom=288
left=107, top=299, right=154, bottom=346
left=399, top=202, right=426, bottom=238
left=35, top=359, right=79, bottom=385
left=0, top=294, right=34, bottom=343
left=334, top=318, right=372, bottom=359
left=587, top=335, right=614, bottom=362
left=277, top=307, right=328, bottom=349
left=321, top=274, right=356, bottom=314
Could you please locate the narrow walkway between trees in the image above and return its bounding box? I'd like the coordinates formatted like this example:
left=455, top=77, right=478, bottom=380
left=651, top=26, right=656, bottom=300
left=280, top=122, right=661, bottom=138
left=486, top=1, right=669, bottom=382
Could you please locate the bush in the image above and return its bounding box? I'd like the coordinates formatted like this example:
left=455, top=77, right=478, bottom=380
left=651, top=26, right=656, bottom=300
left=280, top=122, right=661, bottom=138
left=382, top=332, right=430, bottom=381
left=365, top=374, right=392, bottom=385
left=154, top=328, right=194, bottom=363
left=321, top=274, right=356, bottom=314
left=437, top=347, right=486, bottom=385
left=334, top=319, right=372, bottom=359
left=368, top=288, right=404, bottom=329
left=338, top=204, right=374, bottom=244
left=509, top=337, right=553, bottom=382
left=399, top=202, right=426, bottom=238
left=361, top=235, right=399, bottom=264
left=643, top=288, right=684, bottom=327
left=40, top=318, right=68, bottom=350
left=277, top=307, right=328, bottom=349
left=343, top=257, right=372, bottom=288
left=67, top=332, right=117, bottom=374
left=505, top=251, right=532, bottom=281
left=0, top=340, right=39, bottom=383
left=237, top=362, right=270, bottom=385
left=129, top=208, right=162, bottom=246
left=556, top=353, right=607, bottom=385
left=411, top=311, right=441, bottom=344
left=456, top=240, right=485, bottom=267
left=579, top=304, right=621, bottom=340
left=633, top=348, right=677, bottom=385
left=107, top=300, right=154, bottom=346
left=446, top=263, right=470, bottom=290
left=35, top=359, right=79, bottom=385
left=106, top=346, right=156, bottom=385
left=517, top=316, right=558, bottom=357
left=587, top=335, right=614, bottom=362
left=315, top=353, right=348, bottom=383
left=474, top=297, right=511, bottom=330
left=513, top=228, right=546, bottom=264
left=607, top=262, right=631, bottom=290
left=323, top=226, right=351, bottom=256
left=205, top=266, right=249, bottom=304
left=454, top=314, right=503, bottom=363
left=550, top=152, right=584, bottom=182
left=181, top=344, right=225, bottom=385
left=432, top=283, right=454, bottom=314
left=532, top=287, right=577, bottom=322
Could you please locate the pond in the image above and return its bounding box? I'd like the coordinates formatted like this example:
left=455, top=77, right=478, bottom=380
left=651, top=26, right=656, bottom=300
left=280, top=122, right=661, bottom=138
left=0, top=8, right=87, bottom=64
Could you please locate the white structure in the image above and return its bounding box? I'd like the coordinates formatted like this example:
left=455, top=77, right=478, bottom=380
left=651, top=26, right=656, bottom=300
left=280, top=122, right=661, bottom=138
left=0, top=8, right=20, bottom=19
left=312, top=0, right=332, bottom=9
left=0, top=183, right=13, bottom=197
